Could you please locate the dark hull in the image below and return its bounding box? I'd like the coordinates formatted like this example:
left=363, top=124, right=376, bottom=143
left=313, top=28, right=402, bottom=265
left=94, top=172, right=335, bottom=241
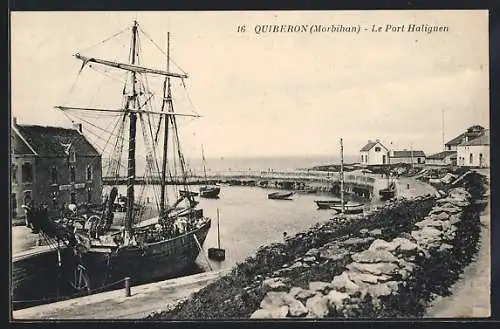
left=315, top=200, right=342, bottom=209
left=12, top=247, right=83, bottom=310
left=83, top=220, right=212, bottom=288
left=180, top=190, right=199, bottom=197
left=12, top=221, right=211, bottom=309
left=268, top=192, right=294, bottom=200
left=379, top=189, right=396, bottom=201
left=200, top=186, right=220, bottom=198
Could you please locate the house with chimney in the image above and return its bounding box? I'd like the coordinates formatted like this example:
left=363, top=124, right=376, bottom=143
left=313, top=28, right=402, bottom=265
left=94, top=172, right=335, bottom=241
left=444, top=125, right=486, bottom=151
left=11, top=118, right=102, bottom=220
left=359, top=139, right=390, bottom=165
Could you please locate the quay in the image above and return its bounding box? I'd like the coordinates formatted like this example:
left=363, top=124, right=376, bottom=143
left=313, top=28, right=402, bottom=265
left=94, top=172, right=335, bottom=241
left=13, top=268, right=231, bottom=320
left=103, top=169, right=378, bottom=198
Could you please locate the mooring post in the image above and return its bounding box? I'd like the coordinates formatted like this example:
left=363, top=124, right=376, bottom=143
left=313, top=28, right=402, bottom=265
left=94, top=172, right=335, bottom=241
left=125, top=277, right=131, bottom=297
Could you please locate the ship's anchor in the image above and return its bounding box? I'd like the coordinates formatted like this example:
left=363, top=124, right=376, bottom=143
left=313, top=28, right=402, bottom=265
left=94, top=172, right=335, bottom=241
left=69, top=264, right=91, bottom=293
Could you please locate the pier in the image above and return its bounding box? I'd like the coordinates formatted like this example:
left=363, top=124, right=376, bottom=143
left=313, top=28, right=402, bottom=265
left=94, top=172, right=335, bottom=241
left=103, top=170, right=377, bottom=198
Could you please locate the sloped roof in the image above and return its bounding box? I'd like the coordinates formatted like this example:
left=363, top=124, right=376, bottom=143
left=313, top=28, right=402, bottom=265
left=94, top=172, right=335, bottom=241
left=360, top=141, right=388, bottom=152
left=13, top=124, right=100, bottom=157
left=460, top=130, right=489, bottom=146
left=11, top=131, right=36, bottom=155
left=391, top=150, right=426, bottom=158
left=445, top=125, right=486, bottom=146
left=427, top=150, right=457, bottom=160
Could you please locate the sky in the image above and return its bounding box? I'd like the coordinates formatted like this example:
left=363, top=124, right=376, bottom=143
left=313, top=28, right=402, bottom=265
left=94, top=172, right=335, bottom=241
left=10, top=10, right=489, bottom=159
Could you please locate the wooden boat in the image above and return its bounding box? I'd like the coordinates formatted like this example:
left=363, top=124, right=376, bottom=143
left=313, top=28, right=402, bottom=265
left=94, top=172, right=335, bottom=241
left=207, top=209, right=225, bottom=261
left=330, top=202, right=365, bottom=214
left=314, top=199, right=342, bottom=209
left=379, top=181, right=396, bottom=201
left=200, top=185, right=221, bottom=199
left=268, top=191, right=294, bottom=200
left=199, top=145, right=221, bottom=199
left=12, top=22, right=213, bottom=306
left=180, top=190, right=199, bottom=198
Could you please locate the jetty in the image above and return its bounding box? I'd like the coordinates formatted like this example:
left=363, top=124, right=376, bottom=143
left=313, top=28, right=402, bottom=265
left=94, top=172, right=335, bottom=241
left=13, top=268, right=231, bottom=320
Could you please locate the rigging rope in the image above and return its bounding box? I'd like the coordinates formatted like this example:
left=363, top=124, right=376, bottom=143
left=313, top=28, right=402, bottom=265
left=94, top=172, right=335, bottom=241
left=77, top=25, right=131, bottom=55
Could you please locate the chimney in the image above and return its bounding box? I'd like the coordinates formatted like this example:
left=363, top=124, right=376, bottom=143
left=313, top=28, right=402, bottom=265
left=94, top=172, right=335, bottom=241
left=73, top=123, right=83, bottom=133
left=375, top=138, right=380, bottom=143
left=13, top=117, right=17, bottom=126
left=368, top=140, right=372, bottom=143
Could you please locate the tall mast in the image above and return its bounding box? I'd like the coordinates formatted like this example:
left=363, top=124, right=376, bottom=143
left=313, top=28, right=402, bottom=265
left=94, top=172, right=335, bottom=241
left=202, top=144, right=208, bottom=182
left=125, top=20, right=139, bottom=232
left=340, top=138, right=344, bottom=213
left=160, top=32, right=171, bottom=216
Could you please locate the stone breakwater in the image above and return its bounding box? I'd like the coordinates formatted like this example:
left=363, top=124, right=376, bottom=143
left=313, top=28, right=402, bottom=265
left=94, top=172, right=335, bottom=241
left=249, top=187, right=482, bottom=318
left=147, top=172, right=485, bottom=319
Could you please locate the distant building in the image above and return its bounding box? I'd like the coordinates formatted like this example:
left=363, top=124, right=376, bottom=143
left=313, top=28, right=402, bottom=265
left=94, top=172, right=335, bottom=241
left=457, top=130, right=489, bottom=167
left=426, top=151, right=457, bottom=166
left=444, top=125, right=486, bottom=151
left=359, top=139, right=390, bottom=165
left=389, top=150, right=426, bottom=165
left=11, top=119, right=102, bottom=219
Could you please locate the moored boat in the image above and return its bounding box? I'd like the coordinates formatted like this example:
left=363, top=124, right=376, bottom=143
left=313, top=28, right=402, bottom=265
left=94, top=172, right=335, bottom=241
left=268, top=191, right=294, bottom=200
left=314, top=199, right=342, bottom=209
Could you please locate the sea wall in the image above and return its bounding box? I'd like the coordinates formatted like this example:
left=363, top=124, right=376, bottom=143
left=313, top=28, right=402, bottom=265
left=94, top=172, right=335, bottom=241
left=146, top=172, right=486, bottom=319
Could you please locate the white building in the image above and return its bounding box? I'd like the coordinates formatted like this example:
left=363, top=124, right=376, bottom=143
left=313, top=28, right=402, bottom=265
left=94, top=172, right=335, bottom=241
left=457, top=130, right=489, bottom=167
left=359, top=139, right=389, bottom=165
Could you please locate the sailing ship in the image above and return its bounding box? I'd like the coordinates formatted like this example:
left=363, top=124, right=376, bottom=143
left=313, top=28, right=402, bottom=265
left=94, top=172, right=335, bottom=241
left=199, top=145, right=221, bottom=198
left=331, top=138, right=365, bottom=215
left=12, top=21, right=212, bottom=304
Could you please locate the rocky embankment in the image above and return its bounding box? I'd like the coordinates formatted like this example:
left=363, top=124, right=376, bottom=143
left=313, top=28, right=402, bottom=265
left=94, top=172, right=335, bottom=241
left=147, top=172, right=486, bottom=319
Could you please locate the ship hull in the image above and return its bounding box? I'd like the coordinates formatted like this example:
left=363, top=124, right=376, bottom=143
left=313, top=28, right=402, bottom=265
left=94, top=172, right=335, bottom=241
left=82, top=220, right=212, bottom=289
left=12, top=221, right=211, bottom=309
left=200, top=186, right=220, bottom=199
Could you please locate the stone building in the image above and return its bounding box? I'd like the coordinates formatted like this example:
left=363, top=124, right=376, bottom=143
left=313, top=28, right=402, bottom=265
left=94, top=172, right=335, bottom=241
left=457, top=130, right=489, bottom=168
left=11, top=119, right=102, bottom=219
left=389, top=150, right=426, bottom=165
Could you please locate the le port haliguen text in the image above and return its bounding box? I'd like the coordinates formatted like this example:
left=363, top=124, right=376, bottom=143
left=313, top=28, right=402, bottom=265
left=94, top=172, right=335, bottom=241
left=242, top=24, right=449, bottom=35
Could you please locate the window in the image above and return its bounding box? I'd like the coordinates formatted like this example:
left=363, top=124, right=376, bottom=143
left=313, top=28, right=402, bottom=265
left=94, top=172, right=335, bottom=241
left=87, top=187, right=92, bottom=203
left=86, top=165, right=92, bottom=181
left=469, top=153, right=473, bottom=165
left=70, top=192, right=77, bottom=204
left=21, top=162, right=33, bottom=183
left=375, top=147, right=381, bottom=152
left=479, top=153, right=484, bottom=167
left=12, top=164, right=17, bottom=184
left=70, top=166, right=76, bottom=182
left=417, top=158, right=422, bottom=164
left=70, top=150, right=76, bottom=163
left=51, top=166, right=58, bottom=184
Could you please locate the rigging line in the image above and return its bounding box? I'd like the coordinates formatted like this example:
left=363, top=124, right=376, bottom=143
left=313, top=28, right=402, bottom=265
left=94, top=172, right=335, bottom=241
left=66, top=111, right=128, bottom=143
left=138, top=28, right=187, bottom=75
left=181, top=79, right=201, bottom=116
left=88, top=64, right=128, bottom=85
left=77, top=25, right=132, bottom=55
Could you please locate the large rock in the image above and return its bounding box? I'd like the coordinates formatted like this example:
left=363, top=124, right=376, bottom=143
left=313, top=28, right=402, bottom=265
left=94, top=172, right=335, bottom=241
left=448, top=187, right=471, bottom=202
left=367, top=228, right=383, bottom=237
left=430, top=205, right=461, bottom=215
left=289, top=287, right=318, bottom=302
left=437, top=197, right=469, bottom=208
left=250, top=307, right=289, bottom=319
left=263, top=277, right=290, bottom=291
left=309, top=281, right=333, bottom=294
left=326, top=290, right=350, bottom=310
left=331, top=271, right=361, bottom=294
left=288, top=299, right=308, bottom=317
left=347, top=271, right=391, bottom=284
left=411, top=227, right=442, bottom=249
left=305, top=295, right=330, bottom=318
left=260, top=291, right=294, bottom=310
left=414, top=218, right=445, bottom=229
left=318, top=244, right=349, bottom=261
left=391, top=237, right=418, bottom=253
left=366, top=281, right=400, bottom=299
left=341, top=237, right=374, bottom=247
left=368, top=239, right=398, bottom=252
left=346, top=262, right=399, bottom=276
left=351, top=249, right=399, bottom=264
left=305, top=248, right=320, bottom=257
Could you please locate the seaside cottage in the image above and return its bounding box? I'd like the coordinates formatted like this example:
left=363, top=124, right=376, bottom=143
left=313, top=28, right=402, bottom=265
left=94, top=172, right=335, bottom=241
left=389, top=150, right=426, bottom=165
left=11, top=118, right=102, bottom=220
left=359, top=139, right=390, bottom=165
left=456, top=130, right=489, bottom=168
left=426, top=151, right=457, bottom=166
